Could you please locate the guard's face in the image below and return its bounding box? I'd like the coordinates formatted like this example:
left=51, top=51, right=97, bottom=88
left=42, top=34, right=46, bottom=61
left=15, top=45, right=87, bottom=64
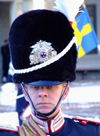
left=24, top=84, right=67, bottom=117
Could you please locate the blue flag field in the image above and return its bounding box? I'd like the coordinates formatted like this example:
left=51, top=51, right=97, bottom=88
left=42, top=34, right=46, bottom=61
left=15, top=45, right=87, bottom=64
left=72, top=4, right=99, bottom=58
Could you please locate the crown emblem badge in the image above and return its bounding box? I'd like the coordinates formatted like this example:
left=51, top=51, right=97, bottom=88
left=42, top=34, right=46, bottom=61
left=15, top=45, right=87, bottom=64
left=29, top=40, right=57, bottom=65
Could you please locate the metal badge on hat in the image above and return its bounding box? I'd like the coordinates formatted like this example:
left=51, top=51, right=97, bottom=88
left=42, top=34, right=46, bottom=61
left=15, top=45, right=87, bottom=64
left=14, top=37, right=76, bottom=74
left=29, top=40, right=57, bottom=65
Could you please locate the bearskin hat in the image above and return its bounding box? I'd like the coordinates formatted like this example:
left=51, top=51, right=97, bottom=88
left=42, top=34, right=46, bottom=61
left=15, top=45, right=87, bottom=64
left=9, top=9, right=77, bottom=84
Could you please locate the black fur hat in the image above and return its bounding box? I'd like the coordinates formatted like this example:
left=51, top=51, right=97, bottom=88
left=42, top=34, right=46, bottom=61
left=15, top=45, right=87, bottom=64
left=9, top=9, right=77, bottom=84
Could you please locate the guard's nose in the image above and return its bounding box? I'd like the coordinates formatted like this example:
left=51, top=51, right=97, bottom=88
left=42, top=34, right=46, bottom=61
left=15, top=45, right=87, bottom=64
left=38, top=87, right=48, bottom=98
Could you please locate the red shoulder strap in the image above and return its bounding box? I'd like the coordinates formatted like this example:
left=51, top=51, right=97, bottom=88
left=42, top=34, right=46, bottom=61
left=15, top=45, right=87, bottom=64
left=72, top=117, right=100, bottom=125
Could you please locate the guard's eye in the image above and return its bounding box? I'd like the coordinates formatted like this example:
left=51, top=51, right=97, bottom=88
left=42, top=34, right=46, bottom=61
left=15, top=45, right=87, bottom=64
left=46, top=85, right=56, bottom=90
left=28, top=86, right=40, bottom=90
left=33, top=86, right=40, bottom=90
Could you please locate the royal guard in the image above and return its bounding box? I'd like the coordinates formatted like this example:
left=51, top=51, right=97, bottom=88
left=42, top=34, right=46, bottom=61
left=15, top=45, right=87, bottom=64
left=0, top=0, right=100, bottom=135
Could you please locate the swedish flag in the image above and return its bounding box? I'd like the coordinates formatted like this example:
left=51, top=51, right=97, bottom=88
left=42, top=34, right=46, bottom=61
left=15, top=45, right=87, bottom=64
left=72, top=4, right=99, bottom=58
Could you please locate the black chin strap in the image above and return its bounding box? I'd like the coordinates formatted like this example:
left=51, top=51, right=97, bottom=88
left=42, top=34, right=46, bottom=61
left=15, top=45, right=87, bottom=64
left=21, top=82, right=68, bottom=119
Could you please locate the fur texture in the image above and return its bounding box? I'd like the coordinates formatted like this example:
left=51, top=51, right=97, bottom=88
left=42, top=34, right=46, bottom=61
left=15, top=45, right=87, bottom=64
left=9, top=10, right=77, bottom=83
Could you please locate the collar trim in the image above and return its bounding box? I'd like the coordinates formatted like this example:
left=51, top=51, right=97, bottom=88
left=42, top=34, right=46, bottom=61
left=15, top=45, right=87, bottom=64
left=31, top=109, right=65, bottom=133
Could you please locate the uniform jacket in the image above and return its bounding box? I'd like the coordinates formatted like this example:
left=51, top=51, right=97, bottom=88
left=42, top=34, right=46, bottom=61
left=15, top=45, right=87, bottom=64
left=0, top=110, right=100, bottom=136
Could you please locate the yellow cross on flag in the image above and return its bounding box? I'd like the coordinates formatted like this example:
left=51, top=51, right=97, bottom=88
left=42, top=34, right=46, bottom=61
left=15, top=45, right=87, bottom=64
left=72, top=4, right=99, bottom=58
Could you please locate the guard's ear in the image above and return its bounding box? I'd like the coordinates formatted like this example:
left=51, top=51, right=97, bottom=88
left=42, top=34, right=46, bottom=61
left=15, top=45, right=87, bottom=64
left=62, top=85, right=69, bottom=100
left=22, top=87, right=29, bottom=102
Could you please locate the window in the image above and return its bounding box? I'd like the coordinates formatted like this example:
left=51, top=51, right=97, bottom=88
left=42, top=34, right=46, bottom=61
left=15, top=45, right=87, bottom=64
left=86, top=4, right=97, bottom=54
